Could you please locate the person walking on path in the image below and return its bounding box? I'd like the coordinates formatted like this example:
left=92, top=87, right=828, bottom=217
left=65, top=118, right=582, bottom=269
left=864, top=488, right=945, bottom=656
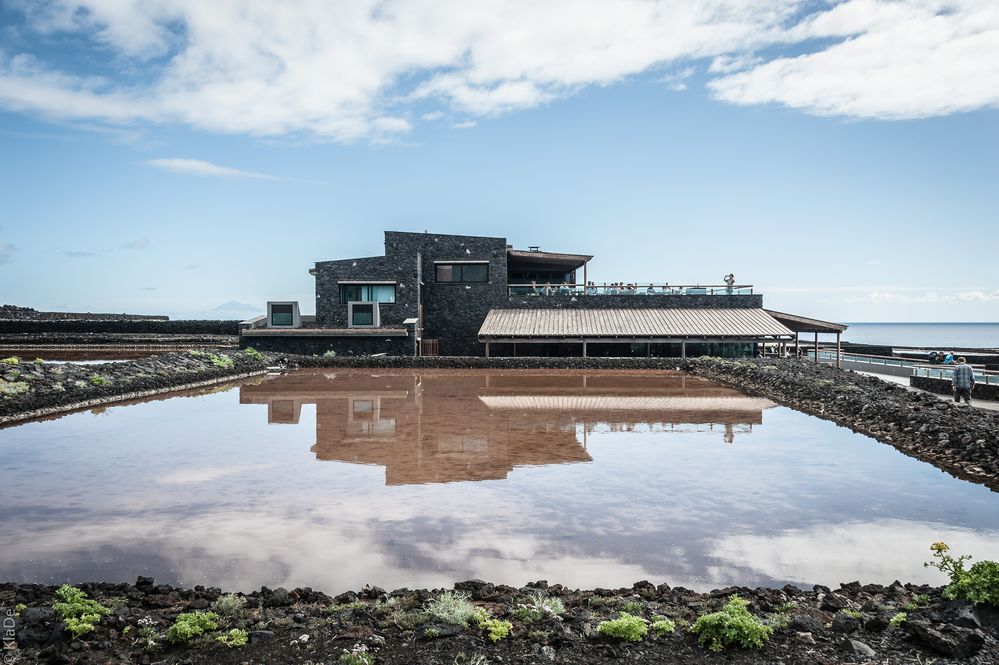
left=952, top=357, right=975, bottom=404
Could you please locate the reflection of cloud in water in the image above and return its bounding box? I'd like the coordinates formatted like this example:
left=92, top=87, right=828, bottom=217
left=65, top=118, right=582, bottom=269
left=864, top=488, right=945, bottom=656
left=709, top=520, right=999, bottom=587
left=158, top=464, right=278, bottom=484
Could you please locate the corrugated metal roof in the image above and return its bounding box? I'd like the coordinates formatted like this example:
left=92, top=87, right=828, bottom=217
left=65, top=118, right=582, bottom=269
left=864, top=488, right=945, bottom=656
left=478, top=308, right=794, bottom=339
left=478, top=395, right=776, bottom=412
left=764, top=309, right=848, bottom=333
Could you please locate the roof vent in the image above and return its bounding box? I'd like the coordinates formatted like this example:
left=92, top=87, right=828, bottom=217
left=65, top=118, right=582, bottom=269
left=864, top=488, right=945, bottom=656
left=529, top=245, right=540, bottom=252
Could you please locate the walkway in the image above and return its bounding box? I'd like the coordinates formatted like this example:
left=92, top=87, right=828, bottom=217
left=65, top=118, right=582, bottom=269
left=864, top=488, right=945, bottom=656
left=855, top=370, right=999, bottom=412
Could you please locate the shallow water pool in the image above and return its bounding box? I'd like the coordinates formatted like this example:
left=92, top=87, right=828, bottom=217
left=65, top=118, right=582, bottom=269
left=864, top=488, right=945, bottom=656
left=1, top=369, right=996, bottom=592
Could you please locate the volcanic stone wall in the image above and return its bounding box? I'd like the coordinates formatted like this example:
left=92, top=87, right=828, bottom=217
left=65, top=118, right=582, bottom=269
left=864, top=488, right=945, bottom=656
left=0, top=319, right=241, bottom=335
left=388, top=231, right=508, bottom=357
left=314, top=255, right=419, bottom=328
left=241, top=334, right=412, bottom=357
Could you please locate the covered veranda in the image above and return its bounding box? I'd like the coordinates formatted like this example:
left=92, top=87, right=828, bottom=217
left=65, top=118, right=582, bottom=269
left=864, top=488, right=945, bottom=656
left=764, top=310, right=849, bottom=367
left=478, top=308, right=796, bottom=358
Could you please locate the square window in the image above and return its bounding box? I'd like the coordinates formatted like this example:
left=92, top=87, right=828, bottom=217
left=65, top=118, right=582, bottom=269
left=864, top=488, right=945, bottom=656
left=351, top=304, right=374, bottom=326
left=271, top=304, right=294, bottom=326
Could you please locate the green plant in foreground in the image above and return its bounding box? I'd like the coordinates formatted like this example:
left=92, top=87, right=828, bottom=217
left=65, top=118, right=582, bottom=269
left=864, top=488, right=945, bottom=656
left=889, top=612, right=907, bottom=628
left=15, top=603, right=26, bottom=616
left=209, top=353, right=235, bottom=369
left=651, top=616, right=676, bottom=637
left=481, top=617, right=512, bottom=642
left=597, top=612, right=648, bottom=642
left=620, top=600, right=643, bottom=613
left=839, top=608, right=863, bottom=620
left=243, top=347, right=264, bottom=362
left=88, top=374, right=107, bottom=386
left=0, top=379, right=30, bottom=397
left=425, top=590, right=478, bottom=625
left=211, top=593, right=247, bottom=617
left=926, top=542, right=999, bottom=607
left=216, top=628, right=248, bottom=648
left=1, top=356, right=19, bottom=365
left=188, top=350, right=208, bottom=357
left=690, top=596, right=773, bottom=653
left=165, top=611, right=220, bottom=644
left=323, top=350, right=338, bottom=358
left=52, top=585, right=110, bottom=639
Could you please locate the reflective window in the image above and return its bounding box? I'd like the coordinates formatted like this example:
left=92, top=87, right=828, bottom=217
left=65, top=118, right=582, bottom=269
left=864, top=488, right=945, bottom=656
left=270, top=304, right=294, bottom=326
left=339, top=284, right=396, bottom=304
left=436, top=263, right=488, bottom=283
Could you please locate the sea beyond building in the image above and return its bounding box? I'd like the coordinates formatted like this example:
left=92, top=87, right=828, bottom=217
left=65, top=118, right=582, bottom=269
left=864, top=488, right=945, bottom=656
left=240, top=231, right=845, bottom=358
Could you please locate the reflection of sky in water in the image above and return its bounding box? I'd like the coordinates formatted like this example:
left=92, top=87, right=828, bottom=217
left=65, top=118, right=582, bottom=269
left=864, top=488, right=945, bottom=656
left=1, top=369, right=997, bottom=593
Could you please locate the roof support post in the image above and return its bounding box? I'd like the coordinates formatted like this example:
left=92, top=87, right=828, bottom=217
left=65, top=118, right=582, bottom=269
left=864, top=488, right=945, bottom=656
left=582, top=340, right=588, bottom=357
left=795, top=332, right=800, bottom=358
left=681, top=340, right=687, bottom=358
left=485, top=341, right=491, bottom=358
left=836, top=332, right=841, bottom=369
left=814, top=332, right=819, bottom=363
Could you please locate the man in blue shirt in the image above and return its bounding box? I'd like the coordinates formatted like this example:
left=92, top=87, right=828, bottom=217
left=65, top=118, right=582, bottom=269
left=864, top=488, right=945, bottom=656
left=952, top=357, right=975, bottom=404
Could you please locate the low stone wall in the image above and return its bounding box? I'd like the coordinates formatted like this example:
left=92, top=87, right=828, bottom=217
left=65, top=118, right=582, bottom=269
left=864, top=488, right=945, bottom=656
left=0, top=319, right=241, bottom=335
left=0, top=350, right=274, bottom=425
left=0, top=305, right=168, bottom=321
left=503, top=293, right=763, bottom=310
left=911, top=375, right=999, bottom=402
left=240, top=334, right=412, bottom=357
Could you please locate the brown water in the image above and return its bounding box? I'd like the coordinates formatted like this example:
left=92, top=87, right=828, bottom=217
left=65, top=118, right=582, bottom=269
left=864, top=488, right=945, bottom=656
left=1, top=369, right=997, bottom=593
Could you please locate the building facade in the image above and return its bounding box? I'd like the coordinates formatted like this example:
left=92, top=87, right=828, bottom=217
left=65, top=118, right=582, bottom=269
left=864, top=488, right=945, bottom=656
left=240, top=230, right=845, bottom=358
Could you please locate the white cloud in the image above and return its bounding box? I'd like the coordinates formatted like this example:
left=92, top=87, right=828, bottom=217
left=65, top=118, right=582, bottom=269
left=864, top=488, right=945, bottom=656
left=0, top=242, right=16, bottom=265
left=142, top=158, right=282, bottom=180
left=0, top=0, right=996, bottom=142
left=451, top=120, right=476, bottom=129
left=710, top=0, right=999, bottom=119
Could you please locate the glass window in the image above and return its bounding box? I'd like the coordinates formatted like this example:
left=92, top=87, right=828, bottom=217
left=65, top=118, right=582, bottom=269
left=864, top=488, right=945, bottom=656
left=462, top=263, right=488, bottom=283
left=351, top=303, right=374, bottom=326
left=339, top=284, right=396, bottom=304
left=436, top=265, right=454, bottom=282
left=436, top=263, right=488, bottom=283
left=270, top=304, right=293, bottom=326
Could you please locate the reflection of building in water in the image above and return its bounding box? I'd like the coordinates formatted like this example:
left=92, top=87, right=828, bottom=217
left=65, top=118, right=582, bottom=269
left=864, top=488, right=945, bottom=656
left=239, top=370, right=775, bottom=484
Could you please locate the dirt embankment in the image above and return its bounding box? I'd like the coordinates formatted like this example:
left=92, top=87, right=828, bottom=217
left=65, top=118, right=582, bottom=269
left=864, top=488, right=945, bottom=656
left=3, top=577, right=996, bottom=664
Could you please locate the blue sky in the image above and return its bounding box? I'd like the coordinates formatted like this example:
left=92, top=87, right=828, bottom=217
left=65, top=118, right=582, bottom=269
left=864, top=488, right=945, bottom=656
left=0, top=1, right=997, bottom=322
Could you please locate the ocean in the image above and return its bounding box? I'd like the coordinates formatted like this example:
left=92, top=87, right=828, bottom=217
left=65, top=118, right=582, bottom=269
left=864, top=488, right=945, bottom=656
left=843, top=323, right=999, bottom=350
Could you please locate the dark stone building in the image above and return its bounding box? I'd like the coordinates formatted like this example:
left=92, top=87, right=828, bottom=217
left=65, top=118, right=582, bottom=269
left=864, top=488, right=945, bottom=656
left=240, top=230, right=846, bottom=358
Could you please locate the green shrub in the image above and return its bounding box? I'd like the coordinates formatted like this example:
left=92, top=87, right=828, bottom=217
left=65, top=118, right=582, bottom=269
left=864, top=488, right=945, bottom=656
left=926, top=542, right=999, bottom=607
left=596, top=612, right=648, bottom=642
left=0, top=379, right=30, bottom=397
left=15, top=603, right=27, bottom=616
left=889, top=612, right=907, bottom=628
left=1, top=356, right=19, bottom=365
left=839, top=608, right=862, bottom=619
left=88, top=374, right=107, bottom=386
left=323, top=350, right=338, bottom=358
left=651, top=616, right=676, bottom=636
left=165, top=611, right=220, bottom=644
left=425, top=591, right=478, bottom=625
left=216, top=628, right=248, bottom=648
left=514, top=593, right=566, bottom=623
left=620, top=600, right=643, bottom=613
left=52, top=585, right=110, bottom=639
left=481, top=618, right=512, bottom=642
left=209, top=354, right=235, bottom=369
left=690, top=596, right=773, bottom=653
left=211, top=593, right=247, bottom=617
left=34, top=358, right=44, bottom=365
left=243, top=347, right=264, bottom=362
left=188, top=350, right=208, bottom=357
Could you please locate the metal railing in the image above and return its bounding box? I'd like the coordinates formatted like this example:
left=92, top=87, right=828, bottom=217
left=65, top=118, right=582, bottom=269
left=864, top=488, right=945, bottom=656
left=508, top=283, right=754, bottom=297
left=809, top=349, right=999, bottom=386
